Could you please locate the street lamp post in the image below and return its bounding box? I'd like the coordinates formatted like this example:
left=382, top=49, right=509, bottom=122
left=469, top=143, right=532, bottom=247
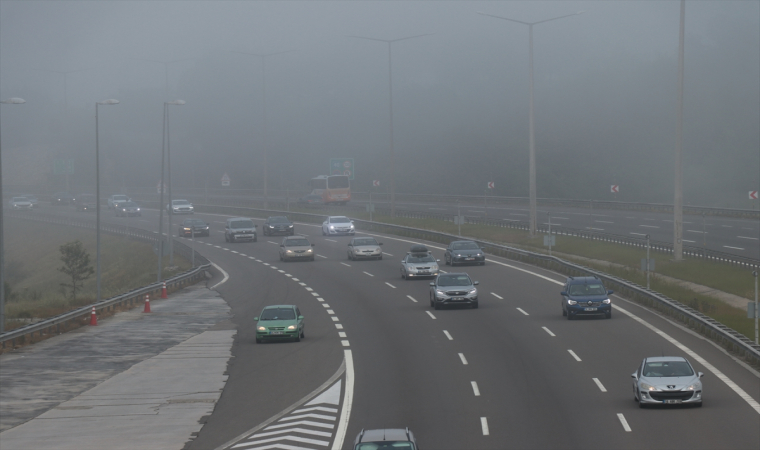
left=477, top=10, right=584, bottom=236
left=164, top=100, right=185, bottom=269
left=0, top=97, right=26, bottom=333
left=673, top=0, right=686, bottom=261
left=348, top=34, right=431, bottom=218
left=95, top=99, right=119, bottom=303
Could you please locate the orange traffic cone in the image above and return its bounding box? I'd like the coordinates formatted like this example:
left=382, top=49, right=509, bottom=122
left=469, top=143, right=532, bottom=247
left=143, top=294, right=151, bottom=313
left=161, top=281, right=168, bottom=299
left=89, top=306, right=98, bottom=326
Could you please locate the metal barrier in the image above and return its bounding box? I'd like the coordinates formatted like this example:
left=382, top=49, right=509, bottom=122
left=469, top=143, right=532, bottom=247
left=0, top=211, right=211, bottom=348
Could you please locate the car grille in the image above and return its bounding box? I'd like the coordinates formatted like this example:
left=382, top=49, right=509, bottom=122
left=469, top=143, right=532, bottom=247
left=268, top=327, right=285, bottom=331
left=650, top=391, right=694, bottom=401
left=578, top=301, right=602, bottom=307
left=445, top=290, right=469, bottom=296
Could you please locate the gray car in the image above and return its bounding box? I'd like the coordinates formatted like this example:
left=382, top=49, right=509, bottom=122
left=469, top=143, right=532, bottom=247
left=347, top=237, right=383, bottom=260
left=225, top=217, right=257, bottom=243
left=429, top=272, right=479, bottom=309
left=10, top=197, right=33, bottom=210
left=115, top=201, right=141, bottom=217
left=400, top=246, right=439, bottom=280
left=632, top=356, right=703, bottom=408
left=279, top=236, right=315, bottom=261
left=167, top=199, right=194, bottom=214
left=354, top=428, right=418, bottom=450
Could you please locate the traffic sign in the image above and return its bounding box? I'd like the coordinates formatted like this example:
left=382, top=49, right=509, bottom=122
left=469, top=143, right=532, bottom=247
left=221, top=173, right=231, bottom=187
left=487, top=181, right=495, bottom=189
left=330, top=158, right=355, bottom=180
left=750, top=191, right=758, bottom=200
left=157, top=182, right=167, bottom=194
left=611, top=185, right=619, bottom=193
left=373, top=180, right=380, bottom=187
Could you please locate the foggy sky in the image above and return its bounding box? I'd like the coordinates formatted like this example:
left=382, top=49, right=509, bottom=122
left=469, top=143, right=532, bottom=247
left=1, top=1, right=758, bottom=207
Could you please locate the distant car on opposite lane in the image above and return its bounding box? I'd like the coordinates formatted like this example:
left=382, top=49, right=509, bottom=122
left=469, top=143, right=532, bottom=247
left=10, top=197, right=33, bottom=210
left=51, top=192, right=74, bottom=205
left=263, top=216, right=295, bottom=236
left=19, top=194, right=39, bottom=208
left=347, top=237, right=383, bottom=261
left=322, top=216, right=355, bottom=235
left=179, top=218, right=210, bottom=237
left=107, top=194, right=131, bottom=210
left=632, top=356, right=703, bottom=408
left=445, top=240, right=486, bottom=266
left=115, top=201, right=142, bottom=217
left=166, top=199, right=194, bottom=214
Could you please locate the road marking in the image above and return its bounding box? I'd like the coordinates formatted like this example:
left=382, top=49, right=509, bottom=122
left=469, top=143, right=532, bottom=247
left=317, top=298, right=324, bottom=302
left=568, top=350, right=582, bottom=361
left=617, top=413, right=631, bottom=432
left=385, top=282, right=396, bottom=289
left=305, top=287, right=313, bottom=291
left=510, top=213, right=527, bottom=216
left=426, top=311, right=437, bottom=320
left=724, top=246, right=745, bottom=250
left=491, top=293, right=503, bottom=299
left=268, top=241, right=278, bottom=244
left=639, top=225, right=659, bottom=228
left=322, top=304, right=330, bottom=308
left=481, top=417, right=489, bottom=436
left=552, top=217, right=569, bottom=220
left=593, top=378, right=607, bottom=392
left=214, top=245, right=222, bottom=248
left=683, top=239, right=696, bottom=243
left=517, top=308, right=529, bottom=315
left=630, top=232, right=647, bottom=236
left=687, top=230, right=706, bottom=234
left=326, top=239, right=337, bottom=242
left=209, top=261, right=229, bottom=289
left=299, top=282, right=307, bottom=286
left=341, top=262, right=351, bottom=267
left=542, top=327, right=555, bottom=337
left=263, top=263, right=270, bottom=266
left=332, top=350, right=354, bottom=450
left=253, top=427, right=332, bottom=439
left=459, top=353, right=468, bottom=365
left=382, top=252, right=393, bottom=256
left=738, top=236, right=759, bottom=240
left=407, top=295, right=418, bottom=303
left=595, top=220, right=614, bottom=224
left=270, top=266, right=278, bottom=270
left=341, top=340, right=350, bottom=347
left=429, top=207, right=447, bottom=210
left=335, top=324, right=343, bottom=329
left=471, top=381, right=481, bottom=396
left=239, top=253, right=247, bottom=257
left=331, top=317, right=339, bottom=322
left=317, top=254, right=327, bottom=258
left=231, top=250, right=239, bottom=254
left=311, top=293, right=320, bottom=297
left=587, top=227, right=605, bottom=231
left=284, top=274, right=292, bottom=277
left=338, top=332, right=347, bottom=338
left=292, top=278, right=300, bottom=281
left=327, top=310, right=335, bottom=314
left=363, top=272, right=374, bottom=277
left=443, top=330, right=453, bottom=340
left=468, top=210, right=485, bottom=213
left=278, top=270, right=285, bottom=273
left=721, top=225, right=733, bottom=228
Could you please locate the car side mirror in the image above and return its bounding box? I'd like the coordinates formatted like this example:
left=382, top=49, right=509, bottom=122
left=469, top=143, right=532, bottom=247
left=254, top=224, right=258, bottom=228
left=436, top=259, right=441, bottom=262
left=311, top=244, right=315, bottom=247
left=298, top=315, right=304, bottom=320
left=698, top=372, right=704, bottom=378
left=401, top=260, right=405, bottom=263
left=474, top=281, right=479, bottom=285
left=253, top=317, right=259, bottom=321
left=279, top=244, right=284, bottom=247
left=631, top=372, right=637, bottom=379
left=607, top=290, right=614, bottom=295
left=429, top=282, right=435, bottom=286
left=560, top=291, right=568, bottom=296
left=348, top=244, right=352, bottom=247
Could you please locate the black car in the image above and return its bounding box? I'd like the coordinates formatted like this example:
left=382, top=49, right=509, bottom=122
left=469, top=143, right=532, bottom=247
left=115, top=201, right=142, bottom=217
left=444, top=240, right=486, bottom=266
left=74, top=194, right=97, bottom=212
left=561, top=276, right=613, bottom=320
left=51, top=192, right=74, bottom=205
left=179, top=218, right=210, bottom=237
left=298, top=194, right=324, bottom=205
left=263, top=216, right=295, bottom=236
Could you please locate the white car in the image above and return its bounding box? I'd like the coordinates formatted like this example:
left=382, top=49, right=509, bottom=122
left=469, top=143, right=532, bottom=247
left=166, top=199, right=194, bottom=214
left=10, top=197, right=34, bottom=210
left=107, top=194, right=131, bottom=210
left=322, top=216, right=355, bottom=236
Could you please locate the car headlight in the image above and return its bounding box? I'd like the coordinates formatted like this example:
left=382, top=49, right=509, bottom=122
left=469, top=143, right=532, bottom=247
left=330, top=225, right=334, bottom=229
left=567, top=299, right=577, bottom=305
left=184, top=227, right=191, bottom=230
left=685, top=382, right=701, bottom=391
left=477, top=253, right=482, bottom=257
left=640, top=382, right=656, bottom=391
left=286, top=250, right=293, bottom=254
left=456, top=254, right=462, bottom=257
left=257, top=326, right=266, bottom=331
left=287, top=325, right=296, bottom=330
left=350, top=224, right=354, bottom=229
left=468, top=288, right=477, bottom=295
left=137, top=208, right=141, bottom=211
left=436, top=290, right=446, bottom=296
left=288, top=225, right=293, bottom=228
left=407, top=267, right=417, bottom=272
left=431, top=265, right=438, bottom=271
left=603, top=298, right=611, bottom=304
left=307, top=248, right=313, bottom=253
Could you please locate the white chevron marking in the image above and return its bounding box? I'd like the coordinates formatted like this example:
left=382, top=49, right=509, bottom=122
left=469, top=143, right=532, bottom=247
left=279, top=413, right=336, bottom=422
left=249, top=427, right=332, bottom=438
left=265, top=420, right=335, bottom=430
left=292, top=406, right=339, bottom=414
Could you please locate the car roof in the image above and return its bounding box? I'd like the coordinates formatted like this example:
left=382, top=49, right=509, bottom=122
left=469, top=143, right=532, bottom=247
left=284, top=235, right=309, bottom=240
left=262, top=305, right=296, bottom=310
left=359, top=429, right=410, bottom=442
left=566, top=276, right=602, bottom=285
left=228, top=217, right=252, bottom=221
left=450, top=240, right=475, bottom=244
left=645, top=356, right=688, bottom=363
left=328, top=215, right=348, bottom=219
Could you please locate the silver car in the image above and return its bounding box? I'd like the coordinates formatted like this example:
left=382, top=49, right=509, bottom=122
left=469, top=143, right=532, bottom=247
left=167, top=199, right=194, bottom=214
left=347, top=237, right=383, bottom=261
left=279, top=236, right=315, bottom=262
left=400, top=246, right=440, bottom=280
left=632, top=356, right=703, bottom=408
left=10, top=197, right=33, bottom=210
left=429, top=272, right=479, bottom=309
left=322, top=216, right=355, bottom=235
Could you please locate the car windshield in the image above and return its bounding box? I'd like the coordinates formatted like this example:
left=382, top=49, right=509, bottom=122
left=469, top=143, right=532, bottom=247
left=185, top=219, right=206, bottom=226
left=285, top=239, right=310, bottom=247
left=354, top=238, right=378, bottom=246
left=452, top=242, right=480, bottom=250
left=113, top=195, right=128, bottom=201
left=568, top=284, right=607, bottom=296
left=260, top=308, right=296, bottom=320
left=12, top=197, right=28, bottom=202
left=643, top=361, right=694, bottom=377
left=356, top=442, right=415, bottom=450
left=121, top=202, right=138, bottom=207
left=269, top=217, right=290, bottom=224
left=231, top=220, right=254, bottom=229
left=173, top=200, right=190, bottom=205
left=437, top=275, right=473, bottom=287
left=407, top=254, right=435, bottom=263
left=330, top=217, right=350, bottom=223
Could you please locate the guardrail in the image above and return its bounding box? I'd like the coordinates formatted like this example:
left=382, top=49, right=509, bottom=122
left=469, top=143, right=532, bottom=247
left=0, top=211, right=211, bottom=349
left=193, top=202, right=760, bottom=367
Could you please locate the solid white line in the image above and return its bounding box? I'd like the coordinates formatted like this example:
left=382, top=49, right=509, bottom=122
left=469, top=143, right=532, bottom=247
left=407, top=295, right=418, bottom=303
left=568, top=349, right=582, bottom=362
left=542, top=327, right=555, bottom=337
left=459, top=353, right=468, bottom=365
left=491, top=292, right=503, bottom=299
left=325, top=239, right=337, bottom=242
left=426, top=311, right=437, bottom=320
left=617, top=413, right=632, bottom=432
left=595, top=220, right=614, bottom=224
left=382, top=252, right=393, bottom=256
left=687, top=230, right=706, bottom=234
left=267, top=241, right=278, bottom=244
left=443, top=330, right=453, bottom=340
left=481, top=417, right=489, bottom=436
left=208, top=262, right=230, bottom=289
left=317, top=254, right=327, bottom=258
left=471, top=381, right=481, bottom=396
left=363, top=271, right=374, bottom=277
left=630, top=232, right=647, bottom=236
left=593, top=378, right=607, bottom=392
left=332, top=350, right=354, bottom=450
left=341, top=262, right=351, bottom=267
left=639, top=225, right=659, bottom=228
left=385, top=282, right=396, bottom=289
left=724, top=246, right=745, bottom=250
left=517, top=308, right=529, bottom=315
left=738, top=236, right=759, bottom=240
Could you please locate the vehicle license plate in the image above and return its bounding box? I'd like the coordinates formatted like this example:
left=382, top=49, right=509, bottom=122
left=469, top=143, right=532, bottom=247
left=664, top=399, right=682, bottom=404
left=465, top=257, right=474, bottom=260
left=584, top=307, right=597, bottom=311
left=452, top=297, right=464, bottom=301
left=270, top=331, right=284, bottom=335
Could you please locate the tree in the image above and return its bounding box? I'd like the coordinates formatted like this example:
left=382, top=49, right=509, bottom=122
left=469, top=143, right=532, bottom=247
left=58, top=240, right=94, bottom=300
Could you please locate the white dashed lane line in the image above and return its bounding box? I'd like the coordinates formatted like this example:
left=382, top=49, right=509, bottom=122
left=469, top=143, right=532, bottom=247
left=327, top=310, right=335, bottom=315
left=363, top=272, right=374, bottom=277
left=542, top=327, right=555, bottom=337
left=426, top=311, right=437, bottom=320
left=407, top=295, right=418, bottom=303
left=267, top=241, right=278, bottom=244
left=341, top=340, right=350, bottom=347
left=593, top=378, right=607, bottom=393
left=385, top=282, right=396, bottom=289
left=443, top=330, right=453, bottom=340
left=517, top=308, right=529, bottom=315
left=341, top=263, right=351, bottom=267
left=335, top=324, right=343, bottom=329
left=331, top=317, right=339, bottom=322
left=481, top=418, right=489, bottom=436
left=471, top=381, right=481, bottom=396
left=325, top=239, right=337, bottom=242
left=382, top=252, right=393, bottom=256
left=338, top=332, right=347, bottom=338
left=491, top=293, right=503, bottom=299
left=724, top=246, right=745, bottom=250
left=317, top=254, right=327, bottom=258
left=459, top=353, right=468, bottom=365
left=617, top=413, right=632, bottom=432
left=568, top=350, right=582, bottom=362
left=639, top=225, right=659, bottom=228
left=322, top=304, right=330, bottom=308
left=738, top=236, right=759, bottom=240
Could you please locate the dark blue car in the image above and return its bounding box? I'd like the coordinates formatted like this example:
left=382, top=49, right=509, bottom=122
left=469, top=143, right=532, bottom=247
left=561, top=276, right=613, bottom=320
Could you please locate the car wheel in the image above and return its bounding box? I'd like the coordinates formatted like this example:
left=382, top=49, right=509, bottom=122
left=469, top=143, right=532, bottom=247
left=606, top=310, right=612, bottom=319
left=472, top=302, right=479, bottom=309
left=255, top=338, right=261, bottom=344
left=378, top=255, right=382, bottom=260
left=567, top=311, right=573, bottom=320
left=294, top=334, right=301, bottom=342
left=322, top=228, right=326, bottom=236
left=300, top=328, right=305, bottom=339
left=434, top=301, right=440, bottom=310
left=444, top=255, right=450, bottom=265
left=562, top=307, right=567, bottom=317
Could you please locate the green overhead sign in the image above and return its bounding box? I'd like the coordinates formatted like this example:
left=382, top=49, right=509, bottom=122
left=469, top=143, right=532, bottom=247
left=330, top=158, right=354, bottom=180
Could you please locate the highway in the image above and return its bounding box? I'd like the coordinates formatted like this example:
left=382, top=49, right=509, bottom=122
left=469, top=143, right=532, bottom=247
left=16, top=203, right=760, bottom=449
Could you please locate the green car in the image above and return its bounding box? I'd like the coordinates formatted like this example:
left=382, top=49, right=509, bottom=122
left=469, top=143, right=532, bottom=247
left=254, top=305, right=305, bottom=343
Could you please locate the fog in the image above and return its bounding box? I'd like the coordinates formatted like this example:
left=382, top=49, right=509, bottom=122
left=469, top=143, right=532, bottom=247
left=1, top=1, right=758, bottom=207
